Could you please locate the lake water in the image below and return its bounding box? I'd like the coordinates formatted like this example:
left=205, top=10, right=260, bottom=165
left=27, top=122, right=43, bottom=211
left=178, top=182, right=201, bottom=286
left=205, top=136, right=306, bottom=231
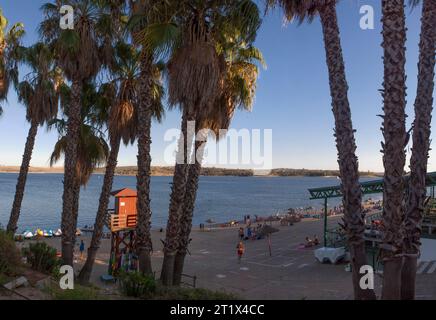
left=0, top=173, right=380, bottom=232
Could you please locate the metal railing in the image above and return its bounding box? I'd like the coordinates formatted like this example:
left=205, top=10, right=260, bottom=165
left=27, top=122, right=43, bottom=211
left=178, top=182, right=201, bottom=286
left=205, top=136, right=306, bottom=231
left=180, top=273, right=197, bottom=288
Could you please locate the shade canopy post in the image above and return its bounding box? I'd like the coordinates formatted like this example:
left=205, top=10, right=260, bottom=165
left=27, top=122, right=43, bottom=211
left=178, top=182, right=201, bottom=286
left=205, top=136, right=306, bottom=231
left=324, top=197, right=328, bottom=247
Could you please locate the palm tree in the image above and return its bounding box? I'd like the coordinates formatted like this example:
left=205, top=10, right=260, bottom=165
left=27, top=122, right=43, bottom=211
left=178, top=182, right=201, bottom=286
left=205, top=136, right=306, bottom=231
left=379, top=0, right=408, bottom=300
left=159, top=0, right=261, bottom=286
left=0, top=9, right=24, bottom=115
left=6, top=43, right=59, bottom=234
left=77, top=42, right=164, bottom=284
left=402, top=0, right=436, bottom=300
left=49, top=120, right=109, bottom=232
left=40, top=0, right=110, bottom=266
left=267, top=0, right=375, bottom=300
left=49, top=81, right=110, bottom=244
left=128, top=0, right=181, bottom=275
left=172, top=42, right=265, bottom=286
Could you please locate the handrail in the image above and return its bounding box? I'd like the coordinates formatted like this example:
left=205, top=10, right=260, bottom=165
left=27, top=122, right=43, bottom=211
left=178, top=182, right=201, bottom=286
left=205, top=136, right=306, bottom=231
left=181, top=273, right=197, bottom=288
left=110, top=214, right=137, bottom=231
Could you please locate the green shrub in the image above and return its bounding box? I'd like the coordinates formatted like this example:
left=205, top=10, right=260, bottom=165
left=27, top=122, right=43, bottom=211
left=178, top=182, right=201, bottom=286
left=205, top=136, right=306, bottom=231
left=22, top=242, right=60, bottom=274
left=0, top=230, right=22, bottom=276
left=155, top=287, right=239, bottom=300
left=44, top=283, right=102, bottom=300
left=0, top=273, right=11, bottom=285
left=118, top=271, right=157, bottom=298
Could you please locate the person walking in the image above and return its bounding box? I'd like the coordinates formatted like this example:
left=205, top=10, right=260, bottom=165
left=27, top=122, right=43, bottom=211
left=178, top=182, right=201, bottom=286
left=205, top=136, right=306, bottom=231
left=79, top=240, right=85, bottom=260
left=236, top=241, right=245, bottom=264
left=238, top=227, right=244, bottom=241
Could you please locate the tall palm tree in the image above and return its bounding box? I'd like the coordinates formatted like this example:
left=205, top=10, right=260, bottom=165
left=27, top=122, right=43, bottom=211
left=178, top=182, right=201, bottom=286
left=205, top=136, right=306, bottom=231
left=379, top=0, right=408, bottom=300
left=77, top=42, right=164, bottom=284
left=128, top=0, right=180, bottom=275
left=267, top=0, right=375, bottom=300
left=40, top=0, right=109, bottom=266
left=402, top=0, right=436, bottom=300
left=172, top=43, right=265, bottom=286
left=49, top=120, right=109, bottom=231
left=159, top=0, right=261, bottom=286
left=0, top=9, right=24, bottom=115
left=6, top=43, right=59, bottom=234
left=49, top=81, right=110, bottom=244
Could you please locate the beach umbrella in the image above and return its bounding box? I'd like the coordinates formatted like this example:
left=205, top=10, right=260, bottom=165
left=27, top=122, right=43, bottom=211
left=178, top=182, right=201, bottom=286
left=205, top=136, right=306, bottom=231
left=257, top=225, right=279, bottom=256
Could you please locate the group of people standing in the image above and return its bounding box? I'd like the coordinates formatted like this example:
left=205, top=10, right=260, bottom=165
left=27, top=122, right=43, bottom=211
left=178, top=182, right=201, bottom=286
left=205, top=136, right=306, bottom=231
left=238, top=224, right=264, bottom=241
left=236, top=215, right=266, bottom=263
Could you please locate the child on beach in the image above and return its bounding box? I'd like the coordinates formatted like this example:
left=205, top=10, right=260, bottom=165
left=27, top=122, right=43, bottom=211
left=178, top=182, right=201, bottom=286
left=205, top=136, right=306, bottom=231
left=79, top=240, right=85, bottom=260
left=236, top=242, right=245, bottom=263
left=238, top=227, right=244, bottom=241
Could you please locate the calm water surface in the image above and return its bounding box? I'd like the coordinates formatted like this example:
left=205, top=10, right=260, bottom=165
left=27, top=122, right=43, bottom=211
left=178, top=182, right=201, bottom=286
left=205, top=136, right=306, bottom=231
left=0, top=173, right=379, bottom=231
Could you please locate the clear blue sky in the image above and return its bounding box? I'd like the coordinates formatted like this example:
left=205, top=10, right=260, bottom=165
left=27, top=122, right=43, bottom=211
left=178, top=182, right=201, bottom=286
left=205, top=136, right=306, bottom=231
left=0, top=0, right=431, bottom=172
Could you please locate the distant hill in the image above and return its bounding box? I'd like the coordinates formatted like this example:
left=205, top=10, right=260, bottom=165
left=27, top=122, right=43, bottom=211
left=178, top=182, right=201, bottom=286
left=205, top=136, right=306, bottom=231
left=268, top=168, right=382, bottom=177
left=0, top=166, right=64, bottom=173
left=96, top=166, right=254, bottom=176
left=0, top=165, right=381, bottom=177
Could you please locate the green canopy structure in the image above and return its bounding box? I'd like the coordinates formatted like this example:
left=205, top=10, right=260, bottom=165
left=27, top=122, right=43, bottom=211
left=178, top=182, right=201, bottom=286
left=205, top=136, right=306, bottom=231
left=307, top=171, right=436, bottom=247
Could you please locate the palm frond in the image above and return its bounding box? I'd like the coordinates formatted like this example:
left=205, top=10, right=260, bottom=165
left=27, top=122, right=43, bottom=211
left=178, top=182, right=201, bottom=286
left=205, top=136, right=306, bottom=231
left=133, top=21, right=181, bottom=59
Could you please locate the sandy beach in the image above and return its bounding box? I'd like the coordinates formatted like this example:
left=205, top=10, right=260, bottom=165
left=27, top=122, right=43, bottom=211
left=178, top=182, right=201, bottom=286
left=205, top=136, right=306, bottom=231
left=17, top=216, right=436, bottom=300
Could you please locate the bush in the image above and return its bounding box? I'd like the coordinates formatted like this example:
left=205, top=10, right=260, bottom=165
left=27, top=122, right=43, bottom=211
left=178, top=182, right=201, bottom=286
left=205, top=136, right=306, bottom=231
left=0, top=230, right=22, bottom=276
left=44, top=283, right=102, bottom=300
left=118, top=271, right=157, bottom=298
left=22, top=242, right=60, bottom=274
left=116, top=271, right=238, bottom=300
left=155, top=287, right=239, bottom=300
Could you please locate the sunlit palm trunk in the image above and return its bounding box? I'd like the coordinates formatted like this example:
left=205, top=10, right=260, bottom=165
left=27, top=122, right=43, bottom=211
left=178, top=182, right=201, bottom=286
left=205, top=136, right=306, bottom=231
left=78, top=135, right=121, bottom=283
left=71, top=178, right=81, bottom=248
left=136, top=55, right=154, bottom=275
left=173, top=137, right=206, bottom=286
left=161, top=109, right=192, bottom=286
left=380, top=0, right=407, bottom=300
left=0, top=44, right=6, bottom=109
left=61, top=79, right=82, bottom=267
left=318, top=3, right=376, bottom=300
left=402, top=0, right=436, bottom=300
left=7, top=119, right=38, bottom=234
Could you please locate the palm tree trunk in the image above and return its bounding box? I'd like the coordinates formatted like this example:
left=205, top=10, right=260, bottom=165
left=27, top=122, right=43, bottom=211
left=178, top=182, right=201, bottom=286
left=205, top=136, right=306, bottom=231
left=136, top=55, right=154, bottom=275
left=318, top=3, right=376, bottom=300
left=78, top=134, right=121, bottom=284
left=380, top=0, right=407, bottom=300
left=71, top=178, right=81, bottom=248
left=6, top=119, right=38, bottom=234
left=402, top=0, right=436, bottom=300
left=173, top=136, right=206, bottom=286
left=61, top=79, right=82, bottom=267
left=161, top=109, right=192, bottom=286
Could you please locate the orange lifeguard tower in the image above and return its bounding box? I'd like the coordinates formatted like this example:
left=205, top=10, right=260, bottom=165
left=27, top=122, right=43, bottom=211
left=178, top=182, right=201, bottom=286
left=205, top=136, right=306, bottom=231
left=110, top=188, right=138, bottom=231
left=107, top=188, right=138, bottom=275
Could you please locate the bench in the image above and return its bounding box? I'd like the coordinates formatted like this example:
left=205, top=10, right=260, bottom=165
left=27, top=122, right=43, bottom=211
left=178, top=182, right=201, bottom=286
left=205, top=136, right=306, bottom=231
left=100, top=274, right=116, bottom=284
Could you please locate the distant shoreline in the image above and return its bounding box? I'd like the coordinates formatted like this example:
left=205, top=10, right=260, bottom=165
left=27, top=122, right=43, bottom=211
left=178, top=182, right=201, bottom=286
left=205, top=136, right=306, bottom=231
left=0, top=165, right=382, bottom=178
